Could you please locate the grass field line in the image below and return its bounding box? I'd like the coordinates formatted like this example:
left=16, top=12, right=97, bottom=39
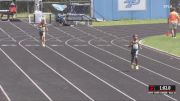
left=0, top=47, right=53, bottom=101
left=54, top=26, right=177, bottom=101
left=74, top=25, right=180, bottom=72
left=0, top=27, right=16, bottom=42
left=11, top=22, right=94, bottom=101
left=68, top=26, right=180, bottom=85
left=86, top=26, right=180, bottom=70
left=47, top=26, right=137, bottom=101
left=140, top=40, right=180, bottom=59
left=92, top=19, right=167, bottom=26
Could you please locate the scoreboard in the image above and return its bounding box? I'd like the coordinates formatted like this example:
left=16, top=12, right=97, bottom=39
left=148, top=85, right=176, bottom=94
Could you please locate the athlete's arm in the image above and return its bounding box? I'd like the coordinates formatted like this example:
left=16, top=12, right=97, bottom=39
left=128, top=41, right=132, bottom=48
left=137, top=40, right=142, bottom=49
left=45, top=24, right=48, bottom=32
left=177, top=13, right=180, bottom=23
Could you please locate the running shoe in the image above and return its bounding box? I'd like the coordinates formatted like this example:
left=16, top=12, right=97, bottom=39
left=135, top=65, right=139, bottom=70
left=42, top=44, right=45, bottom=47
left=131, top=64, right=134, bottom=69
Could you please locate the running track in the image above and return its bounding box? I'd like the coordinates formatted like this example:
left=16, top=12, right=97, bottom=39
left=0, top=20, right=179, bottom=101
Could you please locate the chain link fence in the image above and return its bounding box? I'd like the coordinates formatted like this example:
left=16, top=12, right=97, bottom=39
left=0, top=1, right=34, bottom=18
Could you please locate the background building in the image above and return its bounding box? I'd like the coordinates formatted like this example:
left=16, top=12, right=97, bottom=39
left=92, top=0, right=170, bottom=20
left=0, top=0, right=174, bottom=20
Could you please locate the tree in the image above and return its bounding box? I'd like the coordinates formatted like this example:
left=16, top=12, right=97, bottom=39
left=170, top=0, right=180, bottom=6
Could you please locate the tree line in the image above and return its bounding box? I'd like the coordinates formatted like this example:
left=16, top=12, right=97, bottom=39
left=0, top=0, right=90, bottom=13
left=1, top=0, right=179, bottom=13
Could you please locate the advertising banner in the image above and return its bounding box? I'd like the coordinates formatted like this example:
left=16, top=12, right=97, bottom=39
left=118, top=0, right=146, bottom=11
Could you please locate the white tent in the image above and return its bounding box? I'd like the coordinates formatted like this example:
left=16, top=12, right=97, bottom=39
left=52, top=4, right=67, bottom=12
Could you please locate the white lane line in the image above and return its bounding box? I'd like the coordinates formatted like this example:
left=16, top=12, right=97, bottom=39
left=0, top=28, right=16, bottom=42
left=26, top=22, right=175, bottom=101
left=48, top=25, right=136, bottom=100
left=0, top=48, right=53, bottom=101
left=72, top=26, right=180, bottom=72
left=80, top=26, right=180, bottom=78
left=39, top=39, right=134, bottom=101
left=68, top=27, right=177, bottom=101
left=88, top=25, right=163, bottom=40
left=25, top=44, right=63, bottom=47
left=24, top=44, right=40, bottom=47
left=89, top=39, right=180, bottom=85
left=163, top=94, right=178, bottom=101
left=19, top=39, right=94, bottom=101
left=66, top=39, right=136, bottom=101
left=52, top=26, right=96, bottom=43
left=89, top=26, right=180, bottom=68
left=42, top=27, right=136, bottom=101
left=111, top=39, right=180, bottom=71
left=22, top=20, right=65, bottom=42
left=73, top=45, right=88, bottom=47
left=27, top=21, right=87, bottom=43
left=0, top=38, right=11, bottom=41
left=11, top=22, right=94, bottom=101
left=69, top=38, right=177, bottom=101
left=13, top=35, right=28, bottom=38
left=46, top=38, right=63, bottom=42
left=91, top=41, right=180, bottom=100
left=53, top=26, right=177, bottom=101
left=71, top=26, right=107, bottom=42
left=140, top=40, right=180, bottom=59
left=53, top=26, right=81, bottom=39
left=50, top=44, right=63, bottom=47
left=1, top=44, right=17, bottom=47
left=0, top=85, right=11, bottom=101
left=96, top=44, right=112, bottom=47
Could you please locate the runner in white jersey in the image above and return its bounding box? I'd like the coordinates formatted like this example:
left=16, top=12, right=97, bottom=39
left=129, top=34, right=141, bottom=70
left=38, top=18, right=48, bottom=47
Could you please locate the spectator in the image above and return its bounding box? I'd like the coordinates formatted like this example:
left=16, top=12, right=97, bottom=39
left=8, top=2, right=17, bottom=20
left=56, top=13, right=70, bottom=26
left=168, top=7, right=180, bottom=38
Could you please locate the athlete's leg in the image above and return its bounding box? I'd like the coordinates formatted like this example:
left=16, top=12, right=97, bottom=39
left=171, top=29, right=174, bottom=37
left=131, top=57, right=134, bottom=69
left=169, top=23, right=174, bottom=37
left=135, top=51, right=139, bottom=70
left=172, top=22, right=178, bottom=38
left=41, top=36, right=43, bottom=46
left=39, top=30, right=42, bottom=40
left=174, top=29, right=176, bottom=37
left=131, top=50, right=134, bottom=64
left=131, top=57, right=134, bottom=64
left=135, top=58, right=138, bottom=66
left=131, top=50, right=135, bottom=69
left=42, top=32, right=46, bottom=47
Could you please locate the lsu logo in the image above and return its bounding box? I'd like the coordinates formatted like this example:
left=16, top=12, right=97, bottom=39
left=124, top=0, right=140, bottom=8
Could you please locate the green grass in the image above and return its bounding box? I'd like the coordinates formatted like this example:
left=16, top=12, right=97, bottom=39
left=16, top=12, right=29, bottom=18
left=141, top=33, right=180, bottom=57
left=92, top=19, right=167, bottom=26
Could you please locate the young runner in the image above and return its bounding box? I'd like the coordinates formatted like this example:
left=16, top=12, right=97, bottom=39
left=129, top=34, right=141, bottom=70
left=38, top=18, right=48, bottom=47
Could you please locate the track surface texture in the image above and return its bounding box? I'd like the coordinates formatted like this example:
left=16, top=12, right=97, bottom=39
left=0, top=20, right=179, bottom=101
